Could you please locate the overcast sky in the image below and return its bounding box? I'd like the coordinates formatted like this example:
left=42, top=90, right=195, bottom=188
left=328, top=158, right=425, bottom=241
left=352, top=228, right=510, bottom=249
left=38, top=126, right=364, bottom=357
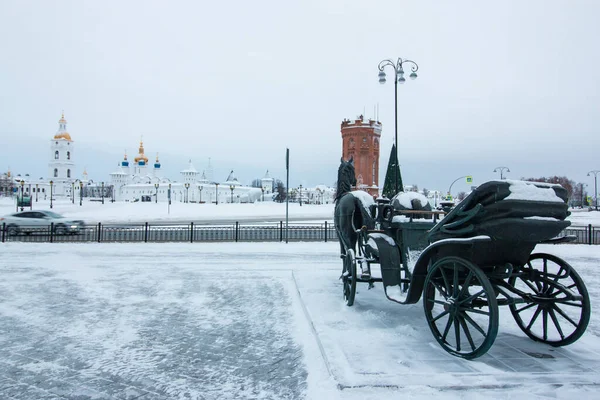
left=1, top=0, right=599, bottom=193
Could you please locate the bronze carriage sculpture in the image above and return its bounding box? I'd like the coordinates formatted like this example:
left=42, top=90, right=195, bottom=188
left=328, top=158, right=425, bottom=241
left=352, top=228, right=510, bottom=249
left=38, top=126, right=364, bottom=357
left=334, top=159, right=590, bottom=359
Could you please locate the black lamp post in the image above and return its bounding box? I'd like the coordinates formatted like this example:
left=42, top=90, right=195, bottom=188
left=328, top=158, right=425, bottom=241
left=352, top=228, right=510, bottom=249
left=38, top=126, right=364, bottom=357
left=588, top=170, right=599, bottom=211
left=79, top=182, right=83, bottom=206
left=35, top=183, right=39, bottom=202
left=168, top=183, right=172, bottom=214
left=378, top=57, right=419, bottom=195
left=229, top=185, right=234, bottom=203
left=101, top=182, right=105, bottom=204
left=215, top=183, right=219, bottom=205
left=111, top=184, right=115, bottom=203
left=198, top=185, right=203, bottom=204
left=154, top=183, right=159, bottom=203
left=20, top=181, right=25, bottom=211
left=493, top=166, right=510, bottom=180
left=299, top=184, right=303, bottom=207
left=261, top=187, right=265, bottom=202
left=184, top=183, right=190, bottom=203
left=49, top=180, right=54, bottom=208
left=71, top=182, right=75, bottom=204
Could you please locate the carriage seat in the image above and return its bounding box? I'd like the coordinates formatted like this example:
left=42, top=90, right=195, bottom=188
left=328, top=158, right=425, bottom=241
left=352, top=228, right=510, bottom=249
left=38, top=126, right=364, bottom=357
left=427, top=180, right=570, bottom=244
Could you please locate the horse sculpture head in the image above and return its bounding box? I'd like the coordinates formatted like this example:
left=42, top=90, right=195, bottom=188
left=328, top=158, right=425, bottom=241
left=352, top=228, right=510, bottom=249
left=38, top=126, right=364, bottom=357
left=335, top=156, right=356, bottom=202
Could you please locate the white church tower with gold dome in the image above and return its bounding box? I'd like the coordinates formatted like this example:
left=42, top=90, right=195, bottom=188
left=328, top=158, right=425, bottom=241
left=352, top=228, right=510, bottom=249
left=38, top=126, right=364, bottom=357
left=48, top=113, right=75, bottom=197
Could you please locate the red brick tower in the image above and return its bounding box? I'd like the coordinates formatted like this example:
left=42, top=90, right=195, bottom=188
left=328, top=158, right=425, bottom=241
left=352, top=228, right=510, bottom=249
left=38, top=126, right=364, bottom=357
left=341, top=115, right=381, bottom=196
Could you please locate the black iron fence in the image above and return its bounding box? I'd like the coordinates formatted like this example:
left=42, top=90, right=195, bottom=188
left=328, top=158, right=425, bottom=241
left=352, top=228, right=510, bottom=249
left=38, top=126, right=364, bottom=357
left=1, top=222, right=598, bottom=245
left=0, top=221, right=337, bottom=243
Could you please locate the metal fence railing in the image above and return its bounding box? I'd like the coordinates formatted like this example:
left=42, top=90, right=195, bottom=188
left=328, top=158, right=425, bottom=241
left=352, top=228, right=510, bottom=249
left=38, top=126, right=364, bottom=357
left=1, top=222, right=597, bottom=245
left=0, top=221, right=338, bottom=243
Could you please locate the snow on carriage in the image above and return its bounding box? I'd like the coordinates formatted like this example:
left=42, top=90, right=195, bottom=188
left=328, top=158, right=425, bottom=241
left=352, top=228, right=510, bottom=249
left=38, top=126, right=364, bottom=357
left=334, top=158, right=590, bottom=359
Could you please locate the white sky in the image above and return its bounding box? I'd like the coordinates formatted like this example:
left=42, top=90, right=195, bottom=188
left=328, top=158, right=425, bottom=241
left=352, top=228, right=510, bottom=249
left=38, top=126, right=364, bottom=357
left=1, top=0, right=599, bottom=192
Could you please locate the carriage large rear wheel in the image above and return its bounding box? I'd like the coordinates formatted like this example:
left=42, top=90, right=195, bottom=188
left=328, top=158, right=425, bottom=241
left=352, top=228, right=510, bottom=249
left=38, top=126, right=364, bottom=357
left=423, top=256, right=499, bottom=359
left=342, top=249, right=357, bottom=306
left=508, top=253, right=590, bottom=346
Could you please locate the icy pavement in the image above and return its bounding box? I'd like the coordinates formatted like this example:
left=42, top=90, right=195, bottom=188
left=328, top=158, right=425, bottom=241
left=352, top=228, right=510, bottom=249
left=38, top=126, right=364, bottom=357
left=0, top=242, right=599, bottom=399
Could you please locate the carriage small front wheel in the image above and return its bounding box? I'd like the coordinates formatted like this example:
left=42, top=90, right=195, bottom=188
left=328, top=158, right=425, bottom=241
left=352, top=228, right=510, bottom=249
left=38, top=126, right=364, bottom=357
left=508, top=253, right=590, bottom=346
left=423, top=256, right=499, bottom=359
left=342, top=249, right=357, bottom=306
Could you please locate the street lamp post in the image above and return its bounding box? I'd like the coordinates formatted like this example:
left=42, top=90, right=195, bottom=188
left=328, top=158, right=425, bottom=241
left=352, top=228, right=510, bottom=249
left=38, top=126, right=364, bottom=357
left=493, top=166, right=510, bottom=180
left=49, top=181, right=53, bottom=208
left=184, top=183, right=190, bottom=203
left=154, top=183, right=159, bottom=203
left=35, top=183, right=39, bottom=202
left=448, top=175, right=471, bottom=200
left=215, top=183, right=219, bottom=205
left=79, top=182, right=83, bottom=206
left=261, top=187, right=265, bottom=202
left=198, top=185, right=203, bottom=204
left=299, top=184, right=303, bottom=206
left=71, top=182, right=75, bottom=204
left=229, top=185, right=234, bottom=203
left=168, top=183, right=172, bottom=214
left=20, top=181, right=25, bottom=211
left=587, top=170, right=599, bottom=211
left=101, top=182, right=105, bottom=204
left=378, top=57, right=419, bottom=195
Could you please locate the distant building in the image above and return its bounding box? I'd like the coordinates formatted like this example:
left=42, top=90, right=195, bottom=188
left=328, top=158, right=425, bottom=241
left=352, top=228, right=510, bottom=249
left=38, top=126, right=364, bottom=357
left=340, top=115, right=381, bottom=196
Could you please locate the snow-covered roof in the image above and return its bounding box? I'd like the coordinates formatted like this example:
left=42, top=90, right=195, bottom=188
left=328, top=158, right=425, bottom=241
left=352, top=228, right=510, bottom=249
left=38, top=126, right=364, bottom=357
left=180, top=160, right=198, bottom=174
left=224, top=170, right=241, bottom=186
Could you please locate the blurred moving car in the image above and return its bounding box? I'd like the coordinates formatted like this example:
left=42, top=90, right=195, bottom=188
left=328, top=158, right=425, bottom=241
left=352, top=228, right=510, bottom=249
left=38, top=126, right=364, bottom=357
left=0, top=210, right=85, bottom=235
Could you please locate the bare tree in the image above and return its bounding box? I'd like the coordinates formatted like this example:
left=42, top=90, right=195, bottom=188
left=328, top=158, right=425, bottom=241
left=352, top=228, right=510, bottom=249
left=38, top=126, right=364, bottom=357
left=274, top=179, right=286, bottom=202
left=457, top=191, right=467, bottom=201
left=422, top=188, right=430, bottom=197
left=251, top=178, right=262, bottom=188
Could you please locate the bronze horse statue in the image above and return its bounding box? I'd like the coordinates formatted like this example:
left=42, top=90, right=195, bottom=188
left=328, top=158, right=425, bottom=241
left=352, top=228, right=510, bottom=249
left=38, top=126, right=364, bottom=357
left=334, top=157, right=375, bottom=260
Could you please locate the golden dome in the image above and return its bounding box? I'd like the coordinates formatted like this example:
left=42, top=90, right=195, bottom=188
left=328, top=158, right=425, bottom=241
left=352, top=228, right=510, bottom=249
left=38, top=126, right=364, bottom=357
left=54, top=132, right=72, bottom=140
left=59, top=112, right=66, bottom=124
left=134, top=140, right=148, bottom=163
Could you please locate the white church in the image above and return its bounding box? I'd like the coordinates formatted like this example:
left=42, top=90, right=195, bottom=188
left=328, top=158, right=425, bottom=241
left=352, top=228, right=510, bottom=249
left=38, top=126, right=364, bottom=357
left=109, top=140, right=275, bottom=203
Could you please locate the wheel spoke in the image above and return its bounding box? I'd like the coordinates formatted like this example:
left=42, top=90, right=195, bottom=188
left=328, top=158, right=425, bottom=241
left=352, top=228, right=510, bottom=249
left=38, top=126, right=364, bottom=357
left=543, top=309, right=548, bottom=341
left=464, top=308, right=489, bottom=316
left=552, top=304, right=579, bottom=328
left=454, top=316, right=461, bottom=351
left=548, top=308, right=565, bottom=340
left=458, top=289, right=485, bottom=305
left=516, top=302, right=536, bottom=314
left=520, top=277, right=540, bottom=294
left=442, top=315, right=454, bottom=342
left=542, top=258, right=548, bottom=293
left=440, top=267, right=451, bottom=296
left=459, top=314, right=476, bottom=352
left=526, top=306, right=543, bottom=330
left=554, top=300, right=583, bottom=308
left=552, top=267, right=564, bottom=285
left=461, top=310, right=486, bottom=336
left=431, top=281, right=449, bottom=299
left=431, top=310, right=450, bottom=323
left=452, top=264, right=459, bottom=298
left=458, top=271, right=474, bottom=299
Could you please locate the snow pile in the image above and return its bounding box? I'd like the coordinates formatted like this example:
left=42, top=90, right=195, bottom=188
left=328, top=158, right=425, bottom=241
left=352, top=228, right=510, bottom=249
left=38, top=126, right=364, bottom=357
left=505, top=180, right=564, bottom=203
left=350, top=190, right=375, bottom=211
left=392, top=191, right=430, bottom=209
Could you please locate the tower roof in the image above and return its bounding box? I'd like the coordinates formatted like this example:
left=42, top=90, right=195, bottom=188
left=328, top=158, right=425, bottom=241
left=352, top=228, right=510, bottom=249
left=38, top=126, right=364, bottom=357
left=134, top=140, right=149, bottom=163
left=54, top=112, right=72, bottom=141
left=180, top=159, right=198, bottom=173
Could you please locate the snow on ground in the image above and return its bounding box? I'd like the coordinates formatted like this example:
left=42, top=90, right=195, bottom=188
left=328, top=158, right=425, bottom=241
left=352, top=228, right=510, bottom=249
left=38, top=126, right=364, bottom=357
left=0, top=242, right=599, bottom=399
left=0, top=198, right=335, bottom=224
left=2, top=197, right=600, bottom=226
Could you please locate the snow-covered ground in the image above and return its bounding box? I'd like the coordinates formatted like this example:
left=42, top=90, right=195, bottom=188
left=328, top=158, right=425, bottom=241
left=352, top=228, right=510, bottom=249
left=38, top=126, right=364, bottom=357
left=0, top=198, right=334, bottom=224
left=0, top=242, right=599, bottom=399
left=2, top=197, right=600, bottom=226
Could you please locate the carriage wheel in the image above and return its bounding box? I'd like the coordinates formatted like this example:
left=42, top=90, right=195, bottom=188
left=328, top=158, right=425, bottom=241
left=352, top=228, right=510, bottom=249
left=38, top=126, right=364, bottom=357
left=423, top=256, right=499, bottom=359
left=342, top=249, right=357, bottom=306
left=508, top=253, right=590, bottom=346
